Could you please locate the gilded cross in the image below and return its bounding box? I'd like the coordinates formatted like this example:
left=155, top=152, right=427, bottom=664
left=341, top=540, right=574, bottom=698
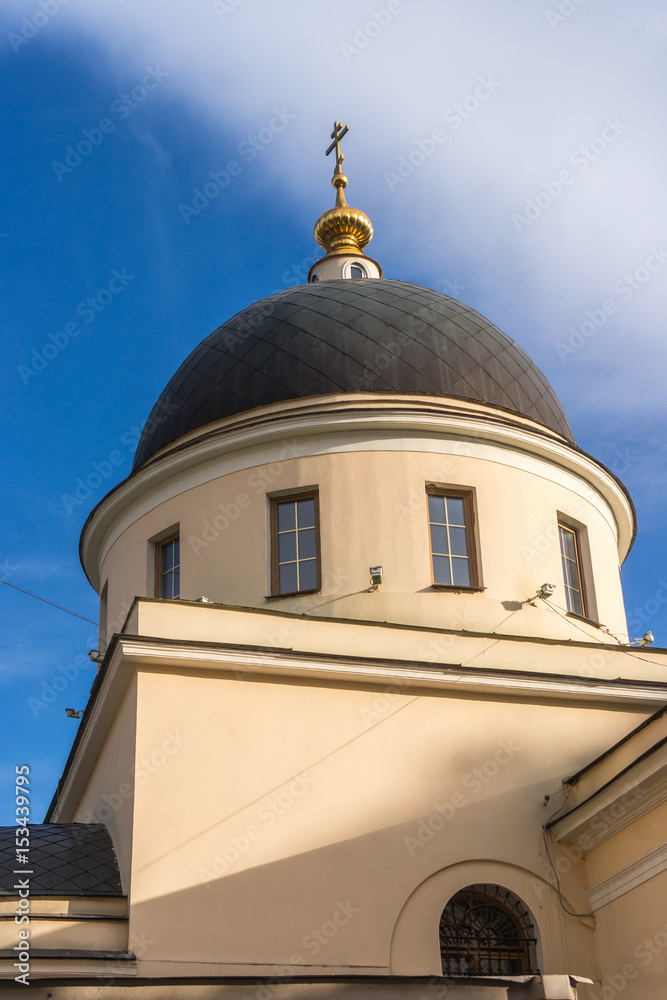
left=325, top=121, right=349, bottom=177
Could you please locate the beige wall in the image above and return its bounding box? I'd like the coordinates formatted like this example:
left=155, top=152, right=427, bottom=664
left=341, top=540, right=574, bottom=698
left=588, top=871, right=667, bottom=999
left=116, top=663, right=649, bottom=978
left=98, top=441, right=628, bottom=651
left=0, top=897, right=126, bottom=952
left=571, top=800, right=667, bottom=999
left=584, top=800, right=667, bottom=886
left=72, top=676, right=138, bottom=892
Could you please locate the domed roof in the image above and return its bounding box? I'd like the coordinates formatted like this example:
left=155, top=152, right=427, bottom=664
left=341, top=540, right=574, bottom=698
left=133, top=279, right=573, bottom=469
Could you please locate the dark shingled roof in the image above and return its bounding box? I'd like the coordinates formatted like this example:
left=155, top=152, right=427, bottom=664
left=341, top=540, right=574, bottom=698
left=0, top=824, right=123, bottom=896
left=133, top=279, right=573, bottom=469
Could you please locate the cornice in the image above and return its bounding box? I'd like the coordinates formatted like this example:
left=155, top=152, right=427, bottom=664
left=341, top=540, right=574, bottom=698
left=0, top=955, right=137, bottom=979
left=115, top=636, right=667, bottom=704
left=550, top=740, right=667, bottom=849
left=50, top=632, right=667, bottom=823
left=587, top=841, right=667, bottom=910
left=79, top=394, right=635, bottom=591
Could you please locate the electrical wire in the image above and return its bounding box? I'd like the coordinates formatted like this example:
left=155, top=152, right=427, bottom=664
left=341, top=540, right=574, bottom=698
left=460, top=606, right=523, bottom=666
left=541, top=597, right=613, bottom=642
left=541, top=599, right=667, bottom=669
left=0, top=577, right=97, bottom=626
left=542, top=789, right=596, bottom=925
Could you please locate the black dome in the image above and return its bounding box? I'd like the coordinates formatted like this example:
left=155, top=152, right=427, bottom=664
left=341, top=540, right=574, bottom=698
left=133, top=280, right=572, bottom=469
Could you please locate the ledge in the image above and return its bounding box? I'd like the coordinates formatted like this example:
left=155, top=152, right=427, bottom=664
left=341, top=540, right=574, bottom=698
left=587, top=841, right=667, bottom=910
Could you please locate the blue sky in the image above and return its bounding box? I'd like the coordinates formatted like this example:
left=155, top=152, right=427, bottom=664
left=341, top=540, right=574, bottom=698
left=1, top=0, right=667, bottom=823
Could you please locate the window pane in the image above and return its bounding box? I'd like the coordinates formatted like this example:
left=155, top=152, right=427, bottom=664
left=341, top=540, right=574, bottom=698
left=567, top=559, right=582, bottom=593
left=428, top=494, right=446, bottom=523
left=430, top=524, right=449, bottom=555
left=561, top=527, right=577, bottom=560
left=562, top=556, right=574, bottom=590
left=278, top=531, right=297, bottom=563
left=296, top=498, right=315, bottom=528
left=162, top=567, right=177, bottom=599
left=298, top=527, right=316, bottom=560
left=446, top=497, right=466, bottom=525
left=569, top=588, right=584, bottom=616
left=449, top=526, right=468, bottom=558
left=452, top=558, right=471, bottom=587
left=277, top=502, right=296, bottom=532
left=161, top=542, right=173, bottom=572
left=279, top=562, right=298, bottom=594
left=172, top=566, right=180, bottom=599
left=299, top=559, right=318, bottom=591
left=433, top=555, right=452, bottom=585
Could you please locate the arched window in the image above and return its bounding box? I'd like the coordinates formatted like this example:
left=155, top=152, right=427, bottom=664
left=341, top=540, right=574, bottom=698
left=439, top=884, right=538, bottom=977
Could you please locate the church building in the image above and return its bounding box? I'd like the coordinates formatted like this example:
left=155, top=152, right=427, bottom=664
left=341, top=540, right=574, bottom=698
left=2, top=124, right=667, bottom=1000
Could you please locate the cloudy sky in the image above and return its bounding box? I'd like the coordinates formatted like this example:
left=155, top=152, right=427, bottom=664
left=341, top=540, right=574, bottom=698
left=1, top=0, right=667, bottom=821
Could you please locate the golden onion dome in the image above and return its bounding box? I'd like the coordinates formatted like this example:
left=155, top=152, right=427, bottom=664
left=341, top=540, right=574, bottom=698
left=314, top=174, right=373, bottom=256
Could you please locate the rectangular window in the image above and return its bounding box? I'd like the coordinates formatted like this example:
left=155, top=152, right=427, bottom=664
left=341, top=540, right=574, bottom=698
left=427, top=488, right=478, bottom=588
left=156, top=533, right=180, bottom=599
left=271, top=491, right=320, bottom=596
left=559, top=522, right=586, bottom=616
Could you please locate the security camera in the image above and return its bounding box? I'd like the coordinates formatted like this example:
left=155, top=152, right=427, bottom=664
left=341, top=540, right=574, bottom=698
left=630, top=631, right=654, bottom=647
left=525, top=582, right=558, bottom=606
left=65, top=708, right=84, bottom=719
left=88, top=649, right=103, bottom=663
left=369, top=566, right=383, bottom=590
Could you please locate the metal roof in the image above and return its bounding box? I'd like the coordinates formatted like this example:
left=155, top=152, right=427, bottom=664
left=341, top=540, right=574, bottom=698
left=133, top=279, right=573, bottom=469
left=0, top=824, right=123, bottom=896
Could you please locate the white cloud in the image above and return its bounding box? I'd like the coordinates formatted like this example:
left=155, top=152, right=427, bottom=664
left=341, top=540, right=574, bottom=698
left=5, top=0, right=666, bottom=433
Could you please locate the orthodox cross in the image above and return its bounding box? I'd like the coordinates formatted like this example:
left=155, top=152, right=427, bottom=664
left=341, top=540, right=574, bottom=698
left=325, top=121, right=349, bottom=178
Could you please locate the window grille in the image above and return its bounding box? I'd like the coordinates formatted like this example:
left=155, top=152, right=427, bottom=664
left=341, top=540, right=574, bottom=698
left=439, top=884, right=538, bottom=976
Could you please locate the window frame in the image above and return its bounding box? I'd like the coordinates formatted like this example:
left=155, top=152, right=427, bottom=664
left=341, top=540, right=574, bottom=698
left=270, top=489, right=321, bottom=597
left=426, top=485, right=482, bottom=591
left=343, top=260, right=368, bottom=279
left=154, top=531, right=180, bottom=600
left=557, top=519, right=589, bottom=619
